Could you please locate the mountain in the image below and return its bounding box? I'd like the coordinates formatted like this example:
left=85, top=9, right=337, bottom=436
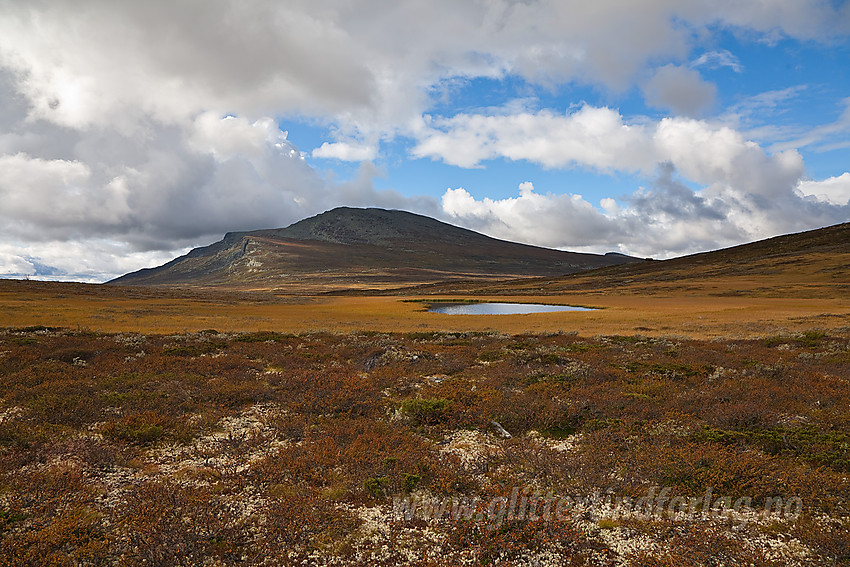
left=415, top=221, right=850, bottom=298
left=108, top=207, right=642, bottom=290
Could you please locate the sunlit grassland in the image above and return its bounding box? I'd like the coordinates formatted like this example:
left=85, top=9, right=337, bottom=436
left=1, top=280, right=848, bottom=339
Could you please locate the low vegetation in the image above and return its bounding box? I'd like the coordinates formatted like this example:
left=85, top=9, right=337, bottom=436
left=0, top=326, right=847, bottom=565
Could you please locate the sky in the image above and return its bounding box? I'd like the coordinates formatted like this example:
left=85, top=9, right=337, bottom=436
left=0, top=0, right=849, bottom=282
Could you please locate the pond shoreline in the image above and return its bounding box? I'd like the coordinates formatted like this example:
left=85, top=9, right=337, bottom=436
left=428, top=302, right=596, bottom=315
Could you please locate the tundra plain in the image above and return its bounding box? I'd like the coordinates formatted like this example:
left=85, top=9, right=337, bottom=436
left=0, top=223, right=848, bottom=565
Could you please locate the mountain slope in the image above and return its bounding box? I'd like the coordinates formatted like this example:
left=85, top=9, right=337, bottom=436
left=415, top=221, right=850, bottom=298
left=108, top=207, right=641, bottom=290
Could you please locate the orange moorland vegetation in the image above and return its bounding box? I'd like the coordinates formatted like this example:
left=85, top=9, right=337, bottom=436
left=0, top=325, right=847, bottom=565
left=0, top=279, right=848, bottom=339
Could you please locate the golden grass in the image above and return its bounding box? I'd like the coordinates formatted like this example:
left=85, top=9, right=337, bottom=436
left=1, top=280, right=848, bottom=339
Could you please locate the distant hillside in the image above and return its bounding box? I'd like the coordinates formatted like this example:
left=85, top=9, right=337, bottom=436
left=414, top=222, right=850, bottom=298
left=108, top=207, right=641, bottom=290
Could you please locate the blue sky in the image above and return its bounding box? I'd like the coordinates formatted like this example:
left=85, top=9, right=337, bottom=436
left=302, top=31, right=850, bottom=202
left=0, top=1, right=848, bottom=281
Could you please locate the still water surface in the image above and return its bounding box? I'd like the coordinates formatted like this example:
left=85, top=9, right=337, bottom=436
left=428, top=302, right=594, bottom=315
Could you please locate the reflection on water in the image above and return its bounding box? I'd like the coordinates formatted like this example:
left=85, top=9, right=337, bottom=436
left=428, top=302, right=595, bottom=315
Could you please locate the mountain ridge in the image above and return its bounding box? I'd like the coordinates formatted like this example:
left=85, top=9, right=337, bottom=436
left=108, top=207, right=641, bottom=290
left=408, top=221, right=850, bottom=298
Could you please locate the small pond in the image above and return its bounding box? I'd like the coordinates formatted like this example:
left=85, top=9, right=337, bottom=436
left=428, top=302, right=595, bottom=315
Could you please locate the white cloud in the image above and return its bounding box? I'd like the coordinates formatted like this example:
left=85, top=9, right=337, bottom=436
left=642, top=65, right=717, bottom=117
left=413, top=104, right=806, bottom=203
left=0, top=251, right=34, bottom=276
left=799, top=173, right=850, bottom=205
left=652, top=118, right=805, bottom=198
left=312, top=142, right=378, bottom=162
left=441, top=183, right=620, bottom=250
left=600, top=198, right=621, bottom=215
left=0, top=240, right=189, bottom=283
left=691, top=50, right=743, bottom=73
left=1, top=1, right=846, bottom=134
left=412, top=105, right=655, bottom=170
left=0, top=153, right=131, bottom=232
left=441, top=172, right=849, bottom=259
left=189, top=113, right=290, bottom=159
left=0, top=122, right=320, bottom=245
left=0, top=2, right=375, bottom=130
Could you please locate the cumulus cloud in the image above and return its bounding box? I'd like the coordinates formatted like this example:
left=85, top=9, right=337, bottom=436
left=413, top=104, right=806, bottom=203
left=441, top=182, right=621, bottom=249
left=642, top=65, right=717, bottom=117
left=429, top=107, right=848, bottom=257
left=799, top=173, right=850, bottom=205
left=412, top=106, right=655, bottom=170
left=1, top=1, right=846, bottom=134
left=188, top=114, right=289, bottom=159
left=0, top=114, right=318, bottom=246
left=0, top=2, right=376, bottom=129
left=312, top=142, right=378, bottom=162
left=441, top=171, right=849, bottom=260
left=0, top=251, right=35, bottom=277
left=0, top=154, right=114, bottom=230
